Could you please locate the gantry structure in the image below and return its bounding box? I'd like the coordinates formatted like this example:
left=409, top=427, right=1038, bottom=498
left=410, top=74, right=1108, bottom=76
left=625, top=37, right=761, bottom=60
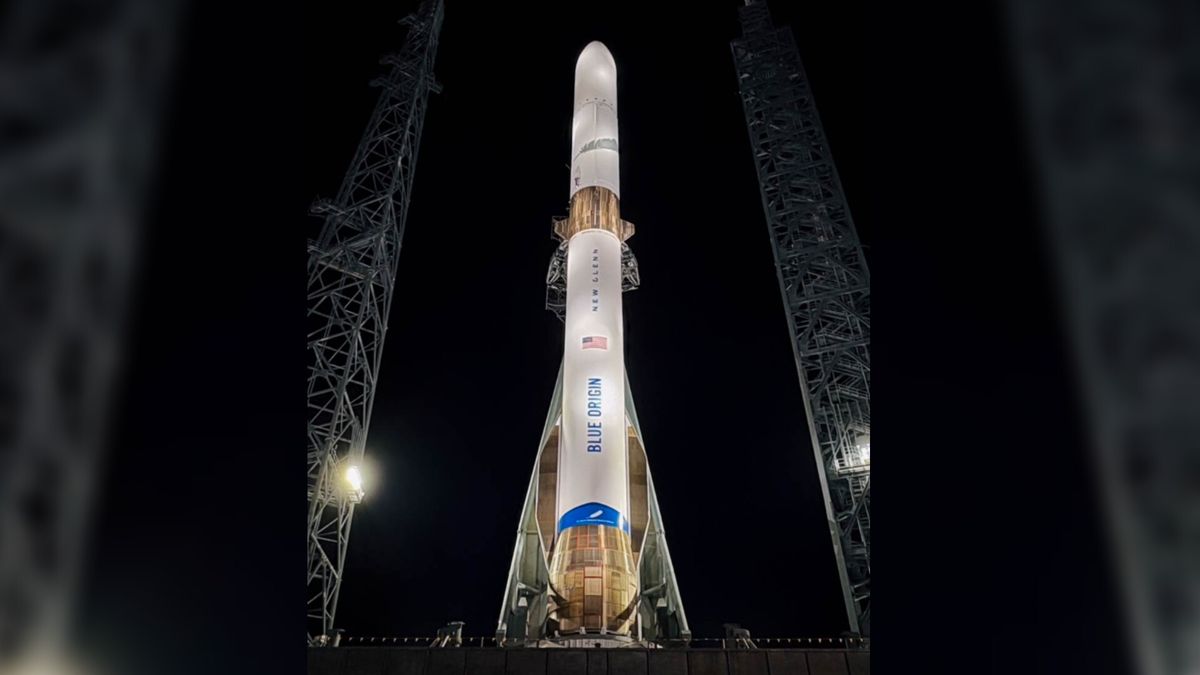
left=1008, top=1, right=1199, bottom=673
left=0, top=0, right=179, bottom=669
left=307, top=0, right=442, bottom=642
left=731, top=0, right=872, bottom=635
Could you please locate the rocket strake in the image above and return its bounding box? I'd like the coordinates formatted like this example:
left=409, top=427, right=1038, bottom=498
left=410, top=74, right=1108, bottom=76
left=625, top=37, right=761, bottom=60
left=548, top=41, right=638, bottom=635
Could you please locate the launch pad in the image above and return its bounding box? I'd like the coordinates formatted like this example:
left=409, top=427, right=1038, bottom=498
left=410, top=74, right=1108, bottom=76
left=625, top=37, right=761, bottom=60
left=309, top=645, right=870, bottom=675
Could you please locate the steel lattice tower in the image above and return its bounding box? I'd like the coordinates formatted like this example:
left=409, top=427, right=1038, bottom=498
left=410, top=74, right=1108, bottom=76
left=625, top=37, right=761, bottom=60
left=732, top=0, right=871, bottom=635
left=306, top=0, right=442, bottom=642
left=0, top=0, right=180, bottom=669
left=1008, top=1, right=1200, bottom=672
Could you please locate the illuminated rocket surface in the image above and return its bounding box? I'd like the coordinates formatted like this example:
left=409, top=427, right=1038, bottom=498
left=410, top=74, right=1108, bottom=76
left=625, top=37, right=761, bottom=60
left=557, top=41, right=627, bottom=538
left=548, top=41, right=639, bottom=634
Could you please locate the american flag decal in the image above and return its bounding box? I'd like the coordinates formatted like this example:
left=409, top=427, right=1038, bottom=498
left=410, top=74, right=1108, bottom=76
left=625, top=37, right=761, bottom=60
left=581, top=336, right=608, bottom=350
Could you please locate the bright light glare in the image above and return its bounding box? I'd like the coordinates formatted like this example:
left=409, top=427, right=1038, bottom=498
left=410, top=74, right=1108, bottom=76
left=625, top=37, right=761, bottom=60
left=856, top=434, right=871, bottom=464
left=7, top=650, right=91, bottom=675
left=345, top=465, right=364, bottom=496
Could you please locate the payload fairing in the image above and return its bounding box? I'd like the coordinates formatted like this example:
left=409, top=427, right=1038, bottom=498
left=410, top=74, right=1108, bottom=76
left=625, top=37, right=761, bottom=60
left=496, top=42, right=689, bottom=645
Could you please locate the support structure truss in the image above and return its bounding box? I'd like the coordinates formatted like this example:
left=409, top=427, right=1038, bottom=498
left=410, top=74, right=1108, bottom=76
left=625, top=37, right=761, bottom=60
left=0, top=0, right=179, bottom=668
left=732, top=0, right=871, bottom=635
left=1007, top=1, right=1200, bottom=672
left=544, top=218, right=641, bottom=322
left=306, top=0, right=442, bottom=642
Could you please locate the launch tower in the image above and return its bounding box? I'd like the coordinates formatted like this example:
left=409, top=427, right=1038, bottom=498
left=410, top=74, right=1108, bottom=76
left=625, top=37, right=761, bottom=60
left=732, top=0, right=872, bottom=635
left=306, top=0, right=442, bottom=643
left=0, top=0, right=180, bottom=669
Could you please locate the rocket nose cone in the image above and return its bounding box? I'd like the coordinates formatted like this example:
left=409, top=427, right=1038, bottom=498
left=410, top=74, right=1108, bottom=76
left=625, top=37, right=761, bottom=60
left=578, top=40, right=614, bottom=64
left=574, top=41, right=617, bottom=111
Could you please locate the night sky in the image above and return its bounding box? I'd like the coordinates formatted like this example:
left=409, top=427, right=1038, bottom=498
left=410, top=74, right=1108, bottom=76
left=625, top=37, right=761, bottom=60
left=305, top=0, right=866, bottom=639
left=71, top=1, right=1135, bottom=673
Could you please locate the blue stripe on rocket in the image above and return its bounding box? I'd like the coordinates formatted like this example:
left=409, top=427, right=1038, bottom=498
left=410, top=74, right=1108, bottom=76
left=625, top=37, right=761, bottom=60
left=556, top=502, right=630, bottom=534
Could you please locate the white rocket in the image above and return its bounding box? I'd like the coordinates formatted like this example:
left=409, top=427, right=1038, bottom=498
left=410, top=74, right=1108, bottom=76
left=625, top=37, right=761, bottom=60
left=547, top=41, right=639, bottom=634
left=557, top=41, right=627, bottom=535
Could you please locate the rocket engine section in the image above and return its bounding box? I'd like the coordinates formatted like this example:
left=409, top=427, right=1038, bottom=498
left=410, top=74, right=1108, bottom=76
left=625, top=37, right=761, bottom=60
left=547, top=41, right=638, bottom=635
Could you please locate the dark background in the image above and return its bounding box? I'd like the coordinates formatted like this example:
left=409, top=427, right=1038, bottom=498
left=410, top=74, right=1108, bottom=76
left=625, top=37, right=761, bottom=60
left=304, top=0, right=867, bottom=641
left=74, top=0, right=1131, bottom=673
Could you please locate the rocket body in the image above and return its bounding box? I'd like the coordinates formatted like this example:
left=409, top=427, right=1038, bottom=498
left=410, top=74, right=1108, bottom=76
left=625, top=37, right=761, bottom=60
left=548, top=41, right=638, bottom=635
left=557, top=228, right=628, bottom=534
